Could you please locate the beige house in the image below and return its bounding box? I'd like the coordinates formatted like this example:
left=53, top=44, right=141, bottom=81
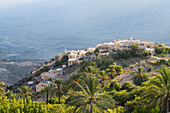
left=55, top=68, right=63, bottom=75
left=139, top=40, right=155, bottom=54
left=68, top=58, right=79, bottom=66
left=68, top=52, right=77, bottom=59
left=41, top=72, right=56, bottom=80
left=59, top=49, right=87, bottom=61
left=96, top=38, right=155, bottom=55
left=36, top=81, right=52, bottom=92
left=87, top=47, right=96, bottom=53
left=41, top=68, right=64, bottom=80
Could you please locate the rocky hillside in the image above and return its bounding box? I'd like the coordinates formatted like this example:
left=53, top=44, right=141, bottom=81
left=0, top=60, right=44, bottom=85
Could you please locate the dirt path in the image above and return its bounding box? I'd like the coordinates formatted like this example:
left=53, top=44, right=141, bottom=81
left=55, top=65, right=80, bottom=81
left=114, top=73, right=133, bottom=85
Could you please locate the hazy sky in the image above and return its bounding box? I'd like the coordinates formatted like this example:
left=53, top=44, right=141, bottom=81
left=0, top=0, right=164, bottom=9
left=0, top=0, right=41, bottom=9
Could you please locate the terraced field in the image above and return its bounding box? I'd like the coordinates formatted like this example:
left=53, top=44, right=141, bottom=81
left=114, top=57, right=161, bottom=85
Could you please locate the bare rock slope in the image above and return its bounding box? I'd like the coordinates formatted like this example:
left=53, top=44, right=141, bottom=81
left=0, top=61, right=43, bottom=85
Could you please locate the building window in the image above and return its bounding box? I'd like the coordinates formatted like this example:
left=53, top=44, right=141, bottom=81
left=123, top=46, right=127, bottom=48
left=140, top=44, right=144, bottom=46
left=147, top=45, right=150, bottom=48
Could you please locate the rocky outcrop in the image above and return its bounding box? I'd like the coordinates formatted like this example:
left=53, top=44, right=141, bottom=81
left=0, top=61, right=44, bottom=85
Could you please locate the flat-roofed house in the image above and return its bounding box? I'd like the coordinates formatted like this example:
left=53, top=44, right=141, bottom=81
left=62, top=65, right=66, bottom=68
left=41, top=72, right=56, bottom=80
left=36, top=81, right=52, bottom=92
left=55, top=68, right=63, bottom=75
left=139, top=40, right=155, bottom=54
left=68, top=52, right=77, bottom=59
left=68, top=58, right=79, bottom=66
left=77, top=50, right=87, bottom=58
left=87, top=47, right=96, bottom=53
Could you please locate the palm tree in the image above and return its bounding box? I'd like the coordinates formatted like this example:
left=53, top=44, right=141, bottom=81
left=41, top=85, right=54, bottom=104
left=131, top=67, right=149, bottom=85
left=67, top=73, right=81, bottom=92
left=55, top=78, right=63, bottom=104
left=67, top=76, right=116, bottom=113
left=84, top=66, right=100, bottom=79
left=141, top=66, right=170, bottom=113
left=19, top=86, right=32, bottom=98
left=0, top=81, right=5, bottom=96
left=6, top=90, right=19, bottom=100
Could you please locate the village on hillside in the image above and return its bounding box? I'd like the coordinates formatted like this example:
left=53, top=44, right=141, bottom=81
left=1, top=37, right=170, bottom=113
left=15, top=38, right=169, bottom=93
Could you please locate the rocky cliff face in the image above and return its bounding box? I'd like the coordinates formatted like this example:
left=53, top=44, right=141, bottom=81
left=0, top=61, right=44, bottom=85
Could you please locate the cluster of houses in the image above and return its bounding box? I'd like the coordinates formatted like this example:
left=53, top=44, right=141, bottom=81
left=59, top=49, right=88, bottom=66
left=34, top=66, right=66, bottom=92
left=95, top=38, right=156, bottom=56
left=32, top=50, right=88, bottom=92
left=29, top=38, right=160, bottom=92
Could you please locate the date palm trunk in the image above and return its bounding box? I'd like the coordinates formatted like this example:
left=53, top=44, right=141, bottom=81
left=165, top=98, right=170, bottom=113
left=166, top=99, right=169, bottom=113
left=46, top=93, right=49, bottom=104
left=59, top=92, right=61, bottom=104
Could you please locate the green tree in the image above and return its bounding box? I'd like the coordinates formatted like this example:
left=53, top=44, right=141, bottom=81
left=19, top=86, right=32, bottom=98
left=106, top=62, right=122, bottom=78
left=67, top=76, right=116, bottom=113
left=41, top=85, right=54, bottom=104
left=55, top=78, right=63, bottom=104
left=54, top=61, right=62, bottom=67
left=109, top=80, right=121, bottom=91
left=148, top=65, right=153, bottom=72
left=131, top=67, right=149, bottom=86
left=155, top=44, right=166, bottom=54
left=84, top=66, right=100, bottom=78
left=0, top=81, right=5, bottom=96
left=129, top=44, right=140, bottom=55
left=141, top=67, right=170, bottom=113
left=94, top=48, right=99, bottom=53
left=121, top=81, right=132, bottom=91
left=55, top=54, right=60, bottom=60
left=67, top=73, right=81, bottom=92
left=112, top=53, right=119, bottom=59
left=6, top=90, right=19, bottom=100
left=142, top=50, right=150, bottom=57
left=61, top=55, right=68, bottom=64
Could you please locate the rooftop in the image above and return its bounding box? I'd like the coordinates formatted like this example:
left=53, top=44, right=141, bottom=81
left=68, top=58, right=79, bottom=61
left=28, top=81, right=33, bottom=85
left=41, top=81, right=51, bottom=84
left=42, top=72, right=56, bottom=77
left=56, top=68, right=63, bottom=71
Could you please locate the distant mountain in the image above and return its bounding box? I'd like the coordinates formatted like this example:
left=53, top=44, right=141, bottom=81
left=0, top=0, right=169, bottom=60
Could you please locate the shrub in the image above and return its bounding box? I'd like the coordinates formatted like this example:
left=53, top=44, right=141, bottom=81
left=94, top=48, right=99, bottom=53
left=54, top=61, right=62, bottom=67
left=61, top=55, right=68, bottom=63
left=85, top=52, right=92, bottom=55
left=142, top=51, right=150, bottom=57
left=121, top=81, right=132, bottom=91
left=50, top=58, right=55, bottom=61
left=109, top=80, right=121, bottom=91
left=147, top=65, right=153, bottom=72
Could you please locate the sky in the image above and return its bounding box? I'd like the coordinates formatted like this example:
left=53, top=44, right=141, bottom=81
left=0, top=0, right=164, bottom=9
left=0, top=0, right=41, bottom=9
